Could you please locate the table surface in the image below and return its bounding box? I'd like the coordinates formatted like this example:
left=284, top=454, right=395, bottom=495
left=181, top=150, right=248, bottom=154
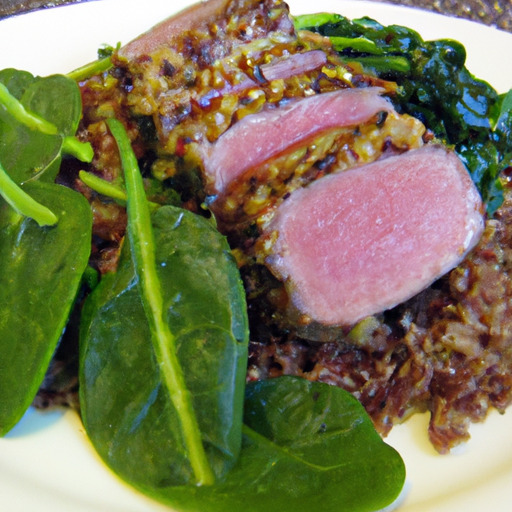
left=0, top=0, right=511, bottom=31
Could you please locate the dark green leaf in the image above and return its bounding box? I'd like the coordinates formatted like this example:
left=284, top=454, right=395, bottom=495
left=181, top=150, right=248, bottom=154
left=457, top=141, right=504, bottom=214
left=0, top=70, right=91, bottom=185
left=0, top=181, right=92, bottom=435
left=21, top=74, right=82, bottom=135
left=0, top=115, right=62, bottom=183
left=0, top=68, right=34, bottom=99
left=494, top=89, right=512, bottom=154
left=145, top=377, right=405, bottom=512
left=79, top=205, right=249, bottom=489
left=112, top=115, right=216, bottom=486
left=0, top=160, right=57, bottom=226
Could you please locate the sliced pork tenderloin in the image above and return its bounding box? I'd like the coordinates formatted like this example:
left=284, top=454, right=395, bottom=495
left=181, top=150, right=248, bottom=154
left=200, top=86, right=417, bottom=226
left=118, top=0, right=295, bottom=61
left=263, top=145, right=485, bottom=327
left=202, top=87, right=393, bottom=194
left=259, top=50, right=328, bottom=81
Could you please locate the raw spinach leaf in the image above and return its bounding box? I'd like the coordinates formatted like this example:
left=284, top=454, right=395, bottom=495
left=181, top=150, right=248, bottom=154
left=0, top=111, right=62, bottom=184
left=147, top=376, right=405, bottom=512
left=0, top=181, right=92, bottom=435
left=117, top=114, right=216, bottom=487
left=0, top=160, right=57, bottom=226
left=79, top=204, right=249, bottom=489
left=0, top=69, right=92, bottom=185
left=21, top=74, right=82, bottom=135
left=0, top=68, right=34, bottom=99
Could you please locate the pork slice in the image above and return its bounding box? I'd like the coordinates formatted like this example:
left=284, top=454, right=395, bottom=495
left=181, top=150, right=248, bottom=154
left=202, top=87, right=394, bottom=194
left=118, top=0, right=295, bottom=61
left=260, top=50, right=328, bottom=81
left=264, top=145, right=485, bottom=326
left=119, top=0, right=233, bottom=60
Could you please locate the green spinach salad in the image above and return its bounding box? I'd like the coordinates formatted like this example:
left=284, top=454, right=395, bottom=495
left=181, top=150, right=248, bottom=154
left=1, top=0, right=512, bottom=511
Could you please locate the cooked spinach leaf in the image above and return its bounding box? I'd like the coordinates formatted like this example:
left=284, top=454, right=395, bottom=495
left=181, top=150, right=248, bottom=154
left=145, top=376, right=405, bottom=512
left=79, top=120, right=248, bottom=490
left=295, top=13, right=510, bottom=215
left=0, top=181, right=92, bottom=435
left=494, top=88, right=512, bottom=159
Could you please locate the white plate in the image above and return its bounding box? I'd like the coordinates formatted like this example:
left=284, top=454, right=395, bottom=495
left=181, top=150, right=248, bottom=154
left=1, top=1, right=511, bottom=511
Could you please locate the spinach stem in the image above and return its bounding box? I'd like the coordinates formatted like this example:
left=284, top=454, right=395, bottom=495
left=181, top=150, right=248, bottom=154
left=329, top=35, right=381, bottom=54
left=106, top=118, right=215, bottom=487
left=67, top=56, right=113, bottom=82
left=78, top=170, right=159, bottom=210
left=62, top=136, right=94, bottom=163
left=79, top=170, right=127, bottom=202
left=0, top=161, right=58, bottom=226
left=0, top=82, right=58, bottom=135
left=0, top=81, right=93, bottom=165
left=293, top=13, right=342, bottom=30
left=348, top=55, right=411, bottom=73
